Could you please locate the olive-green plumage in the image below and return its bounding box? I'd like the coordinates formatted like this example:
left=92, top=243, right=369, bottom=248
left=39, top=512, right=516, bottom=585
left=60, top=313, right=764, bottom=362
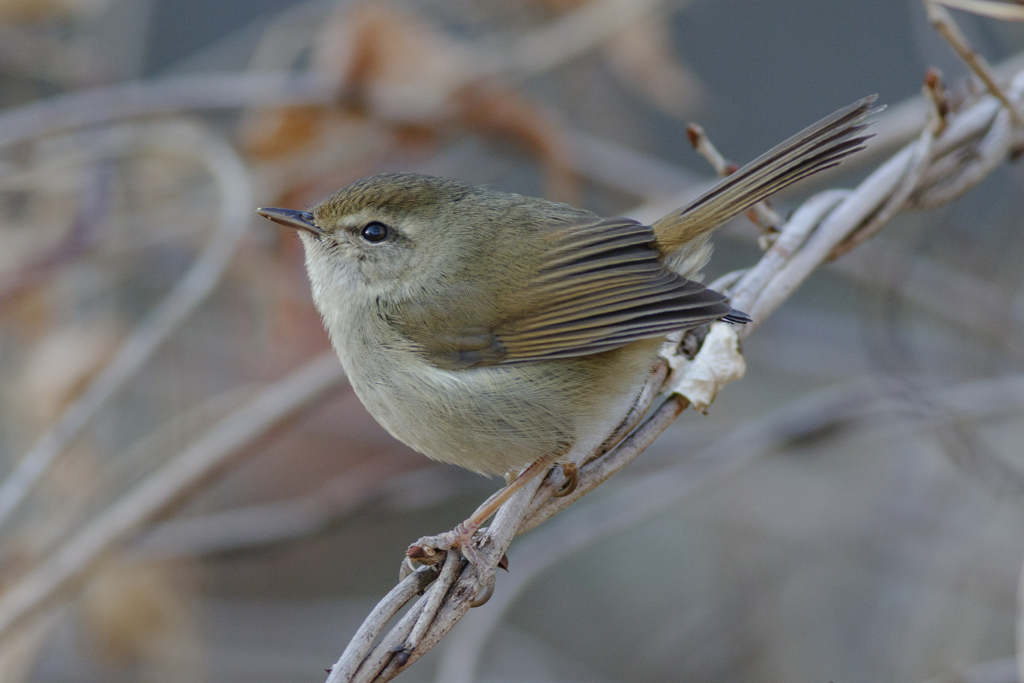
left=257, top=96, right=877, bottom=476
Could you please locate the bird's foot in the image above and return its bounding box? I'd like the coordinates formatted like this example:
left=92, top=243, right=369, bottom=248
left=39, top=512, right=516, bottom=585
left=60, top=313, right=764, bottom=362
left=400, top=456, right=551, bottom=604
left=406, top=519, right=485, bottom=569
left=402, top=525, right=508, bottom=607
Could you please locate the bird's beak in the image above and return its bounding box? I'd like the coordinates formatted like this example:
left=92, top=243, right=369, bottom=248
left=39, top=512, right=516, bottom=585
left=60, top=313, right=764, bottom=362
left=255, top=207, right=322, bottom=236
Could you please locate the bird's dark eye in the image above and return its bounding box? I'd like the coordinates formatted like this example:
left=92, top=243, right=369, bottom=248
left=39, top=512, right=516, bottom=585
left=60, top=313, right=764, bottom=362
left=360, top=221, right=390, bottom=243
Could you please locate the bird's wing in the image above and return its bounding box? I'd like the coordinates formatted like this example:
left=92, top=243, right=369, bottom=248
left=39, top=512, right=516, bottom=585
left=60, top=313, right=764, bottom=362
left=393, top=216, right=746, bottom=370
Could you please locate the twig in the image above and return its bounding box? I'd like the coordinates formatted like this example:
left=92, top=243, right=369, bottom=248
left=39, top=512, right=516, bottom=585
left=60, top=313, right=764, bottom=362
left=561, top=77, right=1024, bottom=349
left=325, top=564, right=440, bottom=683
left=520, top=395, right=688, bottom=536
left=133, top=457, right=429, bottom=559
left=0, top=122, right=254, bottom=533
left=924, top=67, right=951, bottom=135
left=398, top=550, right=463, bottom=665
left=0, top=352, right=347, bottom=643
left=350, top=593, right=429, bottom=683
left=686, top=122, right=783, bottom=235
left=926, top=1, right=1024, bottom=129
left=0, top=0, right=669, bottom=151
left=0, top=45, right=1017, bottom=189
left=729, top=189, right=849, bottom=311
left=0, top=73, right=337, bottom=148
left=930, top=0, right=1024, bottom=20
left=23, top=386, right=256, bottom=569
left=740, top=72, right=1024, bottom=330
left=622, top=52, right=1024, bottom=231
left=828, top=117, right=936, bottom=260
left=911, top=89, right=1018, bottom=208
left=740, top=144, right=914, bottom=328
left=0, top=52, right=1014, bottom=216
left=496, top=0, right=671, bottom=82
left=1, top=11, right=1020, bottom=681
left=826, top=68, right=955, bottom=259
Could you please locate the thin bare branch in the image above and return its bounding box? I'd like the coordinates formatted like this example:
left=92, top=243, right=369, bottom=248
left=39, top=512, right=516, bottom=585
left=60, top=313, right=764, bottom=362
left=0, top=122, right=255, bottom=533
left=926, top=1, right=1024, bottom=129
left=0, top=0, right=671, bottom=152
left=0, top=352, right=346, bottom=644
left=0, top=73, right=336, bottom=148
left=520, top=395, right=688, bottom=536
left=686, top=122, right=783, bottom=231
left=829, top=121, right=936, bottom=260
left=930, top=0, right=1024, bottom=20
left=134, top=457, right=425, bottom=559
left=399, top=550, right=463, bottom=664
left=1, top=8, right=1021, bottom=682
left=730, top=190, right=849, bottom=312
left=435, top=379, right=882, bottom=683
left=741, top=72, right=1024, bottom=330
left=350, top=593, right=429, bottom=683
left=497, top=0, right=672, bottom=81
left=325, top=565, right=441, bottom=683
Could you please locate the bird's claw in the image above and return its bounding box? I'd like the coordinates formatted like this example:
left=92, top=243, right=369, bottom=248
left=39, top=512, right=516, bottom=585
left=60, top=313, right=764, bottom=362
left=401, top=528, right=509, bottom=606
left=469, top=575, right=495, bottom=607
left=553, top=461, right=578, bottom=497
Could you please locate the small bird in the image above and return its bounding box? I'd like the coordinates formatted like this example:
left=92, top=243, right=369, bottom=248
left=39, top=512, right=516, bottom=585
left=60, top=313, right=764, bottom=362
left=258, top=95, right=878, bottom=564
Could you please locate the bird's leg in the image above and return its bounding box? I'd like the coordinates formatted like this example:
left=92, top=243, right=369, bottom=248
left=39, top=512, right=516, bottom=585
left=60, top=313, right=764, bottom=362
left=407, top=454, right=557, bottom=568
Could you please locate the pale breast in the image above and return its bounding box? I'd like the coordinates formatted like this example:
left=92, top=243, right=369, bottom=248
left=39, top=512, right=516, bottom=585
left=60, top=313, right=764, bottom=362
left=338, top=334, right=661, bottom=477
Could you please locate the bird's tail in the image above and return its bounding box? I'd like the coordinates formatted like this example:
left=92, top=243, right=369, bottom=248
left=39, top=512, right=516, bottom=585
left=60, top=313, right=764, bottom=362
left=652, top=95, right=881, bottom=253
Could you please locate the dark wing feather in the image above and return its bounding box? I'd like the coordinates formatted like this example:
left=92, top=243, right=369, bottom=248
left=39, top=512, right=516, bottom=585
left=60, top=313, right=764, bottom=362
left=395, top=216, right=744, bottom=370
